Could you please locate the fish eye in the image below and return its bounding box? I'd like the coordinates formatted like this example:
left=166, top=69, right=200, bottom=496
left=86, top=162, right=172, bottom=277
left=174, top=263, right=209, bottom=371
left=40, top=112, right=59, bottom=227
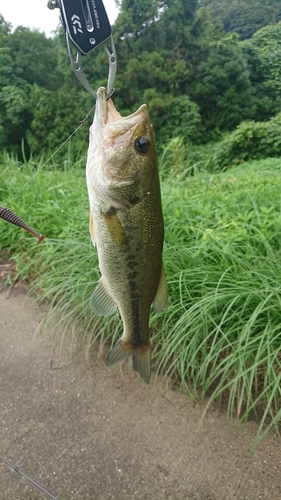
left=134, top=136, right=150, bottom=154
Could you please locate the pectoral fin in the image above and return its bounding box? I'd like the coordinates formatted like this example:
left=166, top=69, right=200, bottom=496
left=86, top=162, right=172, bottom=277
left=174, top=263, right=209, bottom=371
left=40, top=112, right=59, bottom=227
left=90, top=278, right=117, bottom=316
left=102, top=209, right=127, bottom=246
left=153, top=266, right=169, bottom=313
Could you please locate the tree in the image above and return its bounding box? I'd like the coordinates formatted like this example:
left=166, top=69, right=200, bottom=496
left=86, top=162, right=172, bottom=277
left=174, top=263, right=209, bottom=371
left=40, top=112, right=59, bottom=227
left=242, top=22, right=281, bottom=120
left=110, top=0, right=218, bottom=143
left=7, top=26, right=63, bottom=91
left=0, top=21, right=64, bottom=155
left=192, top=34, right=255, bottom=140
left=27, top=83, right=91, bottom=158
left=0, top=18, right=31, bottom=151
left=2, top=1, right=281, bottom=155
left=0, top=14, right=12, bottom=41
left=199, top=0, right=281, bottom=40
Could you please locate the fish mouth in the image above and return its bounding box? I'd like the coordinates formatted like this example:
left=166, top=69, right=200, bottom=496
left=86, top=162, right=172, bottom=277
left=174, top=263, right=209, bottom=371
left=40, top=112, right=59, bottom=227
left=95, top=87, right=122, bottom=124
left=95, top=87, right=148, bottom=141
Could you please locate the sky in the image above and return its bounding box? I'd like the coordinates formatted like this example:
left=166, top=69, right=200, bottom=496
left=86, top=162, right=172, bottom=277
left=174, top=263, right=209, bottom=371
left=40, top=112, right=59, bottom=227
left=1, top=0, right=119, bottom=37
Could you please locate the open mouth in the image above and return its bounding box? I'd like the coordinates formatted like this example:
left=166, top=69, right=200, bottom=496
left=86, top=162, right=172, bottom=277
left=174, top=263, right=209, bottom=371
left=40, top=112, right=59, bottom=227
left=95, top=87, right=148, bottom=129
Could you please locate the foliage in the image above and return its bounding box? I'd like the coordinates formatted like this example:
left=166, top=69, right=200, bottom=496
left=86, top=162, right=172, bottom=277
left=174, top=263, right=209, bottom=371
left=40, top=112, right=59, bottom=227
left=7, top=26, right=63, bottom=90
left=1, top=153, right=281, bottom=441
left=0, top=83, right=31, bottom=152
left=145, top=91, right=201, bottom=144
left=111, top=0, right=222, bottom=141
left=242, top=22, right=281, bottom=120
left=211, top=112, right=281, bottom=170
left=26, top=84, right=92, bottom=158
left=1, top=3, right=281, bottom=156
left=0, top=16, right=64, bottom=156
left=171, top=110, right=281, bottom=174
left=200, top=0, right=281, bottom=40
left=2, top=3, right=215, bottom=155
left=192, top=33, right=255, bottom=140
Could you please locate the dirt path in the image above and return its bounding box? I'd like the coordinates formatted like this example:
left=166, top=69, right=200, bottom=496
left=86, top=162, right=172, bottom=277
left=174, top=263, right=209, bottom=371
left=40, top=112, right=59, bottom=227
left=0, top=277, right=281, bottom=500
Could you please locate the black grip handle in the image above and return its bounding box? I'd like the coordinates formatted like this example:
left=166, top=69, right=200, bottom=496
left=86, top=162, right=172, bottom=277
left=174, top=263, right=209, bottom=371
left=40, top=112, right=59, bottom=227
left=61, top=0, right=112, bottom=54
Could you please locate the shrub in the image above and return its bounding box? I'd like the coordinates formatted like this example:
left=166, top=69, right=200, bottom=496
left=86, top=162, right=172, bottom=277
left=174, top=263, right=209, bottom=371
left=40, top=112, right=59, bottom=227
left=212, top=112, right=281, bottom=170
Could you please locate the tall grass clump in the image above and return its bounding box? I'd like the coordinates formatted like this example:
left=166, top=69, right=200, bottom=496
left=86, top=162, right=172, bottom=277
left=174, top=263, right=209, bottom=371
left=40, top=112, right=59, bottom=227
left=1, top=153, right=281, bottom=441
left=152, top=158, right=281, bottom=440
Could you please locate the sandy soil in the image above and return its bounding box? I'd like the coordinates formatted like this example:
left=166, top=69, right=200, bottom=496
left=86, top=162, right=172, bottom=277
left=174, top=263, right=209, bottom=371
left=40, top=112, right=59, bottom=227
left=0, top=268, right=281, bottom=500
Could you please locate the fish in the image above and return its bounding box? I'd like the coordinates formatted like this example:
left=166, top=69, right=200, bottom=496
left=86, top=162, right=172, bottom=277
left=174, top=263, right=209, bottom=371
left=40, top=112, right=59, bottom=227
left=86, top=87, right=168, bottom=383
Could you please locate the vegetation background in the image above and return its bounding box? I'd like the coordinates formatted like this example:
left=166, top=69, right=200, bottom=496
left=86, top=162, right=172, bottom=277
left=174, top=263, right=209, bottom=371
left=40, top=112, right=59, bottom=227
left=1, top=0, right=281, bottom=441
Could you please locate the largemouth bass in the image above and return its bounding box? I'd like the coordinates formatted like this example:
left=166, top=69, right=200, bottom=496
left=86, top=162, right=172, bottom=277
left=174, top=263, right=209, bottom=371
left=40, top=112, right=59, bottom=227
left=86, top=87, right=168, bottom=383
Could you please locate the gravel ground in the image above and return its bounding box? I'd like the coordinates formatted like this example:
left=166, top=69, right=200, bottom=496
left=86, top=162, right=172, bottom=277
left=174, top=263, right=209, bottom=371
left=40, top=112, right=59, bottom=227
left=1, top=274, right=281, bottom=500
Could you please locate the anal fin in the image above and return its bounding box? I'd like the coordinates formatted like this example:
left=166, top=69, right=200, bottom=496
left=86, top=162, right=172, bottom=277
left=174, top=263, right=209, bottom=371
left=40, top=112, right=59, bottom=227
left=153, top=265, right=169, bottom=313
left=89, top=211, right=96, bottom=246
left=90, top=278, right=117, bottom=316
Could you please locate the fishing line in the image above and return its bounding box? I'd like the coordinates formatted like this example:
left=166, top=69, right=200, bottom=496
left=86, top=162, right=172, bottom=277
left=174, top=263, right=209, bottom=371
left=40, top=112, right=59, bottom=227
left=5, top=103, right=96, bottom=208
left=0, top=455, right=59, bottom=500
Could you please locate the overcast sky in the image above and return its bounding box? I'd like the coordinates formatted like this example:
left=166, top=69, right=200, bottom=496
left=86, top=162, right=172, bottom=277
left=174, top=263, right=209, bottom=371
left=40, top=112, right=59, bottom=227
left=1, top=0, right=119, bottom=37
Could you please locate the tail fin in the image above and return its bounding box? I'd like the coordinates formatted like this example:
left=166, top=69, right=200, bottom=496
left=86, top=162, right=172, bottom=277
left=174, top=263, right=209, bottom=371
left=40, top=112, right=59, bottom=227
left=132, top=347, right=151, bottom=384
left=105, top=339, right=151, bottom=384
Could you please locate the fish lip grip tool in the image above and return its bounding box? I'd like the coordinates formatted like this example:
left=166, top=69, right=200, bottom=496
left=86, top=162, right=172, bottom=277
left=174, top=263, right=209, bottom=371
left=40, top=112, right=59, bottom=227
left=47, top=0, right=117, bottom=98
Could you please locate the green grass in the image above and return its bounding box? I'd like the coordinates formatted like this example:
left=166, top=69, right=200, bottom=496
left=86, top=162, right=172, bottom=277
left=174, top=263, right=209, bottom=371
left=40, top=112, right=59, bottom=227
left=1, top=150, right=281, bottom=443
